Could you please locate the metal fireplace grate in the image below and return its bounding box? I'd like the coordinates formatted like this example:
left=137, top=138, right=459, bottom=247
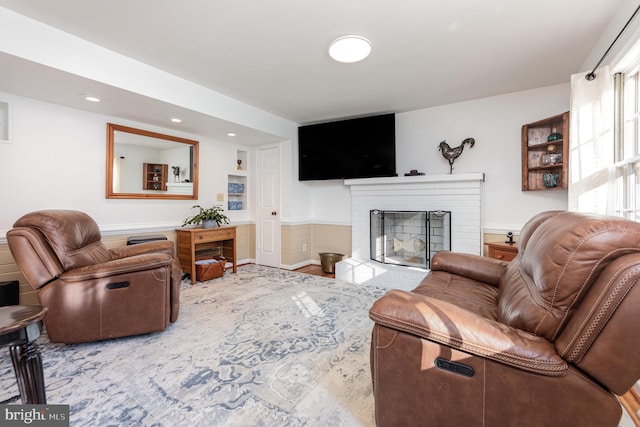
left=370, top=210, right=451, bottom=269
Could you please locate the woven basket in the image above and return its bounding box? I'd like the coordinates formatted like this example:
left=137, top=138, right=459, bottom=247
left=195, top=257, right=225, bottom=282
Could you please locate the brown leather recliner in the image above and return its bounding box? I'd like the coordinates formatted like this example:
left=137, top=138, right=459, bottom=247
left=369, top=210, right=640, bottom=427
left=7, top=210, right=181, bottom=344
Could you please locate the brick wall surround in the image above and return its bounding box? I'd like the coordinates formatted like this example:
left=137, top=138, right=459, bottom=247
left=337, top=173, right=485, bottom=289
left=346, top=173, right=484, bottom=258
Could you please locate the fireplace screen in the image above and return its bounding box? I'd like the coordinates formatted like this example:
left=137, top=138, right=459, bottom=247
left=370, top=210, right=451, bottom=269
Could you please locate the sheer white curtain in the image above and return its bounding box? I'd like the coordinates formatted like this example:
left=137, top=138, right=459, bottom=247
left=568, top=66, right=615, bottom=214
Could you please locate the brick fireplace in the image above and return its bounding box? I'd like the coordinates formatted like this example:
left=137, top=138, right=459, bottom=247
left=336, top=173, right=484, bottom=290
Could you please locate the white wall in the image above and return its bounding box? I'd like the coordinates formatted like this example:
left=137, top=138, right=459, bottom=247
left=306, top=83, right=570, bottom=232
left=0, top=91, right=258, bottom=235
left=279, top=136, right=313, bottom=224
left=0, top=6, right=305, bottom=233
left=309, top=181, right=352, bottom=225
left=397, top=83, right=570, bottom=231
left=0, top=82, right=571, bottom=238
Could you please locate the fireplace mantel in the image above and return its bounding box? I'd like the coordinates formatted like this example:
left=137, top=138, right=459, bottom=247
left=344, top=172, right=485, bottom=188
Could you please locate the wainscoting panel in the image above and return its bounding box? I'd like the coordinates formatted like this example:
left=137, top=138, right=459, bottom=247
left=281, top=224, right=312, bottom=267
left=311, top=224, right=351, bottom=261
left=0, top=242, right=37, bottom=305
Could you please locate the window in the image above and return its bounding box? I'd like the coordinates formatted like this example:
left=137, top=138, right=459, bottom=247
left=614, top=63, right=640, bottom=221
left=609, top=44, right=640, bottom=426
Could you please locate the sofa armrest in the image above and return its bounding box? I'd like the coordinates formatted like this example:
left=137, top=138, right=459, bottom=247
left=431, top=250, right=508, bottom=287
left=369, top=289, right=567, bottom=376
left=110, top=240, right=175, bottom=259
left=60, top=253, right=173, bottom=282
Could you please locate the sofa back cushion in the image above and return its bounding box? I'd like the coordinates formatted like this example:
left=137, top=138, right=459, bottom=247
left=13, top=209, right=111, bottom=271
left=497, top=211, right=640, bottom=341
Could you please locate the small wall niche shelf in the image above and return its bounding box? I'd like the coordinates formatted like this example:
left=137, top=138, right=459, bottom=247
left=143, top=163, right=168, bottom=191
left=521, top=111, right=569, bottom=191
left=235, top=149, right=247, bottom=175
left=228, top=174, right=247, bottom=211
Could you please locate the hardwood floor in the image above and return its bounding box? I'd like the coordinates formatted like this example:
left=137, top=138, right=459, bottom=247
left=294, top=264, right=335, bottom=278
left=621, top=390, right=640, bottom=427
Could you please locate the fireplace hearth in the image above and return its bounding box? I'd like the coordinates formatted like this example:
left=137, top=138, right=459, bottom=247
left=370, top=210, right=451, bottom=269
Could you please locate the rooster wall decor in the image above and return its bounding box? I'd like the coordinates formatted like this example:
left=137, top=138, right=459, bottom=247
left=438, top=138, right=475, bottom=174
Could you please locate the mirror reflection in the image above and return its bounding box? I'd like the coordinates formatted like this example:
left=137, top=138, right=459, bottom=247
left=106, top=123, right=199, bottom=199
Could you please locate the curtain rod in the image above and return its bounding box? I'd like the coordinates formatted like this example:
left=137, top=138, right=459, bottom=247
left=586, top=4, right=640, bottom=80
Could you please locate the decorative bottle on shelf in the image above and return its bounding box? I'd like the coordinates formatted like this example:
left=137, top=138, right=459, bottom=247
left=547, top=127, right=562, bottom=142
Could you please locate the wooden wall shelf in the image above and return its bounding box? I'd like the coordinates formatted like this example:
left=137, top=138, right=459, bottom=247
left=143, top=163, right=168, bottom=191
left=521, top=112, right=569, bottom=191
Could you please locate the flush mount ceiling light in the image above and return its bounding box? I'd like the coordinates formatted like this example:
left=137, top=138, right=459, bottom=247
left=227, top=132, right=237, bottom=137
left=329, top=35, right=372, bottom=63
left=84, top=95, right=101, bottom=103
left=170, top=117, right=182, bottom=123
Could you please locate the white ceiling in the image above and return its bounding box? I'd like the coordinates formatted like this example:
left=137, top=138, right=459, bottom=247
left=0, top=0, right=633, bottom=143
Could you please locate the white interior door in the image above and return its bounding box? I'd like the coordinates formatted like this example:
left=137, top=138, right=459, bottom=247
left=257, top=145, right=280, bottom=267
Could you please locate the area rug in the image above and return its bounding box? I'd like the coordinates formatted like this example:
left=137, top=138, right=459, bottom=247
left=0, top=265, right=387, bottom=426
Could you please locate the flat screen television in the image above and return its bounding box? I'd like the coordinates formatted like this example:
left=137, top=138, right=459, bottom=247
left=298, top=113, right=396, bottom=181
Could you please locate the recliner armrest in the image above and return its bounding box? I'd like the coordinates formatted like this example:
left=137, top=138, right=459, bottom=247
left=109, top=240, right=175, bottom=259
left=431, top=250, right=508, bottom=287
left=369, top=289, right=567, bottom=376
left=60, top=253, right=174, bottom=282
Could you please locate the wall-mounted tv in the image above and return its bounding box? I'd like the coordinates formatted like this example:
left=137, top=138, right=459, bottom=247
left=298, top=113, right=396, bottom=181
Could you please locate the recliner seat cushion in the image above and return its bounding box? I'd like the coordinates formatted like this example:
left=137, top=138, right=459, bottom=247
left=412, top=270, right=499, bottom=320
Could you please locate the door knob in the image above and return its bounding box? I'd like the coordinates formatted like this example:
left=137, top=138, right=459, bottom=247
left=272, top=211, right=277, bottom=215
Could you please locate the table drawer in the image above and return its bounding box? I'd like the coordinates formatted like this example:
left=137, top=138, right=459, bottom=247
left=196, top=228, right=235, bottom=242
left=489, top=247, right=517, bottom=261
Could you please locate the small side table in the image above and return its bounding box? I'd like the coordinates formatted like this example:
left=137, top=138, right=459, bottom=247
left=176, top=226, right=237, bottom=285
left=486, top=242, right=518, bottom=262
left=0, top=305, right=48, bottom=404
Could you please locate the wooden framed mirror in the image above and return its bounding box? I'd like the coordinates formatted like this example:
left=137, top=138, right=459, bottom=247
left=106, top=123, right=199, bottom=199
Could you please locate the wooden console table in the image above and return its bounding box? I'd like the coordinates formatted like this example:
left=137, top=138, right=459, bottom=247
left=176, top=226, right=237, bottom=285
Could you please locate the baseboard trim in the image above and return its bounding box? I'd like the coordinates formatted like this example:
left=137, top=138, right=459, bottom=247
left=280, top=260, right=321, bottom=270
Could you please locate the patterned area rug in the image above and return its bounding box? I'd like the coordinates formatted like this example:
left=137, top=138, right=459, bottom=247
left=0, top=265, right=386, bottom=426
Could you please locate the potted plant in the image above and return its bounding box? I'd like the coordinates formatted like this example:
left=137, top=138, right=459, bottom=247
left=182, top=205, right=229, bottom=229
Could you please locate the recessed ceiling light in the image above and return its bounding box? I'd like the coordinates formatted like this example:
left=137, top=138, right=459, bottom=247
left=227, top=132, right=236, bottom=137
left=170, top=117, right=182, bottom=123
left=329, top=35, right=372, bottom=63
left=84, top=96, right=101, bottom=103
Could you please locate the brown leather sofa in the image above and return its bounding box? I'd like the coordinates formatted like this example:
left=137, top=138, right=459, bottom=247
left=7, top=210, right=181, bottom=344
left=369, top=210, right=640, bottom=426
